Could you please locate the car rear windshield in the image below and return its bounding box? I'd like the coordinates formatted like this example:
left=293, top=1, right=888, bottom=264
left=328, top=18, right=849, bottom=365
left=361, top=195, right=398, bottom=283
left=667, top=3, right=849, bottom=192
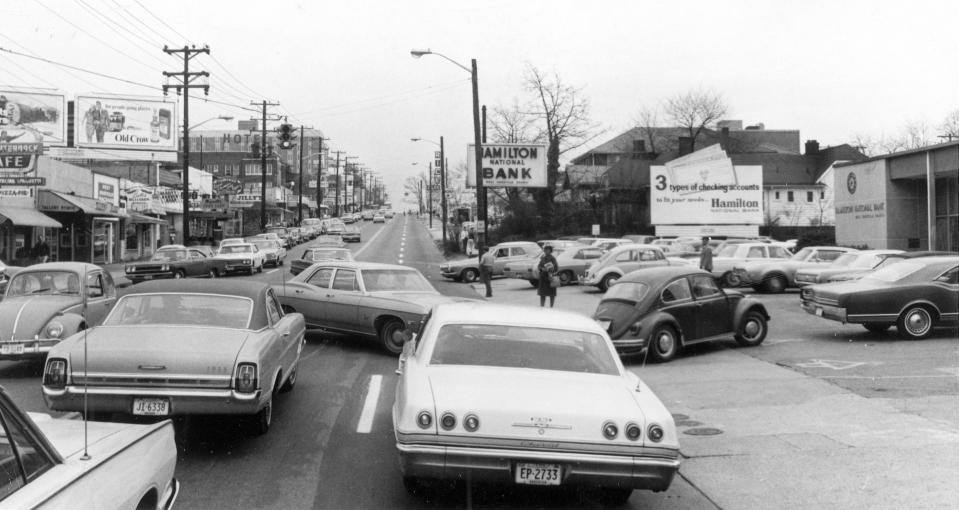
left=219, top=245, right=252, bottom=254
left=362, top=269, right=434, bottom=292
left=7, top=271, right=80, bottom=297
left=601, top=282, right=650, bottom=303
left=429, top=324, right=619, bottom=375
left=309, top=249, right=351, bottom=261
left=106, top=293, right=253, bottom=329
left=863, top=261, right=924, bottom=283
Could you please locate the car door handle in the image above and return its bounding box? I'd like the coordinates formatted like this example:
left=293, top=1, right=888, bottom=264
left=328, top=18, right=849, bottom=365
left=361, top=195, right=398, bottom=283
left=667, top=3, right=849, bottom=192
left=282, top=331, right=290, bottom=338
left=294, top=289, right=303, bottom=294
left=326, top=294, right=335, bottom=298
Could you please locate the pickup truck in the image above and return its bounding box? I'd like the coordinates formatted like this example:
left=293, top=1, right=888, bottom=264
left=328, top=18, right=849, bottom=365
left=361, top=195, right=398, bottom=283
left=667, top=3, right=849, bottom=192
left=125, top=244, right=228, bottom=284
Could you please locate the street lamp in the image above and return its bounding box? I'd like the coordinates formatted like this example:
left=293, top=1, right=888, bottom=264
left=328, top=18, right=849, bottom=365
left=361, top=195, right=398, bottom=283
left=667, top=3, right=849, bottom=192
left=411, top=136, right=448, bottom=246
left=410, top=48, right=486, bottom=250
left=180, top=114, right=233, bottom=243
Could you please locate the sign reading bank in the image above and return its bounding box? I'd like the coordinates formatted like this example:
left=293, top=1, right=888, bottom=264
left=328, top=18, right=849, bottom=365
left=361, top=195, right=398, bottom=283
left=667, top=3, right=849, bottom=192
left=466, top=143, right=547, bottom=188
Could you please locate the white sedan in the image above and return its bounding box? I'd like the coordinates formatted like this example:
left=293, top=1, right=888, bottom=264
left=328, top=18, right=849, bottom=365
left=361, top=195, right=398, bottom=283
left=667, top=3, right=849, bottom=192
left=393, top=302, right=679, bottom=504
left=215, top=243, right=266, bottom=275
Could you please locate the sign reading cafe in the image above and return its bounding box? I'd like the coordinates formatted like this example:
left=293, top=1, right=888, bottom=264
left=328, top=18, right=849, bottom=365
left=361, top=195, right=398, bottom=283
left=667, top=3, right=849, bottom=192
left=466, top=143, right=548, bottom=188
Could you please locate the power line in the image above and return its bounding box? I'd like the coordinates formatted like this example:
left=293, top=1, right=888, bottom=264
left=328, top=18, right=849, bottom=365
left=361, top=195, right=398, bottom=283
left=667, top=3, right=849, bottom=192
left=107, top=0, right=172, bottom=47
left=73, top=0, right=172, bottom=68
left=133, top=0, right=191, bottom=43
left=0, top=32, right=117, bottom=94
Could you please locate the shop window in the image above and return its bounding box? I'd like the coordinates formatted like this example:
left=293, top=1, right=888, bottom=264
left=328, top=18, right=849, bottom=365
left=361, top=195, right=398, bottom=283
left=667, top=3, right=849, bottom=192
left=787, top=191, right=794, bottom=202
left=775, top=191, right=780, bottom=200
left=807, top=191, right=813, bottom=202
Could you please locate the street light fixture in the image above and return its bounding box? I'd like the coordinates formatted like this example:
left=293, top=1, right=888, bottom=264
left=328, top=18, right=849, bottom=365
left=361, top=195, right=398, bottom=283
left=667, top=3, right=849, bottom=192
left=410, top=48, right=486, bottom=250
left=410, top=136, right=448, bottom=246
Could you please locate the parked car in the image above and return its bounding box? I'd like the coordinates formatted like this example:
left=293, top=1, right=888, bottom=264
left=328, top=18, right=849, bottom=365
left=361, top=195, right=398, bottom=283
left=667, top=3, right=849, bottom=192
left=710, top=242, right=792, bottom=287
left=266, top=225, right=293, bottom=248
left=821, top=250, right=958, bottom=283
left=795, top=250, right=905, bottom=286
left=275, top=261, right=461, bottom=354
left=506, top=245, right=605, bottom=286
left=289, top=247, right=354, bottom=275
left=394, top=302, right=679, bottom=503
left=593, top=266, right=769, bottom=361
left=581, top=244, right=683, bottom=292
left=385, top=210, right=395, bottom=218
left=250, top=239, right=286, bottom=267
left=42, top=279, right=305, bottom=435
left=622, top=234, right=657, bottom=244
left=536, top=239, right=582, bottom=251
left=219, top=237, right=246, bottom=250
left=126, top=245, right=226, bottom=283
left=342, top=214, right=356, bottom=224
left=0, top=263, right=117, bottom=361
left=215, top=242, right=266, bottom=275
left=312, top=234, right=347, bottom=248
left=589, top=238, right=634, bottom=253
left=0, top=258, right=22, bottom=297
left=799, top=256, right=959, bottom=338
left=327, top=220, right=347, bottom=235
left=651, top=237, right=698, bottom=254
left=0, top=386, right=179, bottom=508
left=440, top=241, right=541, bottom=283
left=372, top=213, right=386, bottom=223
left=252, top=232, right=284, bottom=246
left=732, top=246, right=857, bottom=293
left=301, top=218, right=323, bottom=238
left=342, top=225, right=362, bottom=243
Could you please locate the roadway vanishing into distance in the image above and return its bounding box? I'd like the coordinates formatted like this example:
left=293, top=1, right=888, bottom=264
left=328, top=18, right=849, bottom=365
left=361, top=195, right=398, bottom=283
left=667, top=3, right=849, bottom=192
left=2, top=215, right=957, bottom=509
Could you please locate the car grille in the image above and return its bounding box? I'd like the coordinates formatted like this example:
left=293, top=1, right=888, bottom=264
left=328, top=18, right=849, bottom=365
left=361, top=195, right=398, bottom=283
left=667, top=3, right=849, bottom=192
left=71, top=374, right=231, bottom=389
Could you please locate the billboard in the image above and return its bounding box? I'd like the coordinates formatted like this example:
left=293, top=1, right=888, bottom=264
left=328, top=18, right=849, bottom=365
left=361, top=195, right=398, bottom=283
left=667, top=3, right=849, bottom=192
left=466, top=143, right=548, bottom=188
left=651, top=146, right=763, bottom=225
left=74, top=95, right=177, bottom=151
left=0, top=90, right=68, bottom=146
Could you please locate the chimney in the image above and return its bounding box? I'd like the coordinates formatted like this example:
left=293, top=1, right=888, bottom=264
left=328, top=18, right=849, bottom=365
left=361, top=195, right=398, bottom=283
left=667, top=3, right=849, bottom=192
left=720, top=127, right=730, bottom=151
left=805, top=139, right=820, bottom=155
left=678, top=136, right=694, bottom=156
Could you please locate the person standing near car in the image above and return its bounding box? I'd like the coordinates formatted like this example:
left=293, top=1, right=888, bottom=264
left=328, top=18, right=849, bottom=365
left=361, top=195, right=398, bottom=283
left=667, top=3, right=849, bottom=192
left=699, top=236, right=713, bottom=273
left=537, top=245, right=559, bottom=308
left=479, top=245, right=495, bottom=298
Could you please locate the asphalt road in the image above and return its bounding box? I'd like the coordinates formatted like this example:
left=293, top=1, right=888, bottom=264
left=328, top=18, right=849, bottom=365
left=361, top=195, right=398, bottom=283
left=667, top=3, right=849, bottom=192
left=1, top=216, right=956, bottom=509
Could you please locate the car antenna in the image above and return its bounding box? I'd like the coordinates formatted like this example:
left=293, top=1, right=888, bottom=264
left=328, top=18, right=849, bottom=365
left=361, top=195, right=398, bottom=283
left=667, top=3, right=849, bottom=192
left=80, top=270, right=91, bottom=461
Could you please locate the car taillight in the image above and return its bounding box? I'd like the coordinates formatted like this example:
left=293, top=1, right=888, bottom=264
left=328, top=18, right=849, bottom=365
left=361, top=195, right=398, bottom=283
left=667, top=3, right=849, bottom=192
left=602, top=421, right=618, bottom=440
left=235, top=363, right=258, bottom=393
left=648, top=424, right=665, bottom=442
left=463, top=414, right=480, bottom=432
left=625, top=422, right=642, bottom=441
left=43, top=358, right=67, bottom=388
left=416, top=411, right=433, bottom=429
left=440, top=412, right=457, bottom=430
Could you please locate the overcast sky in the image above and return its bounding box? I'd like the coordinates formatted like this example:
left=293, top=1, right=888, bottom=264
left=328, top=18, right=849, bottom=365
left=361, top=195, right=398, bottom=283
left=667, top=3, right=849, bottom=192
left=3, top=0, right=957, bottom=206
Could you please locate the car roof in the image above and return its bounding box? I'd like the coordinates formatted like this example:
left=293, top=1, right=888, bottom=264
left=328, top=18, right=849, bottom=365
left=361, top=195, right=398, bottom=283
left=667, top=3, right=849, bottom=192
left=619, top=265, right=711, bottom=284
left=12, top=262, right=102, bottom=273
left=299, top=260, right=413, bottom=271
left=606, top=243, right=662, bottom=254
left=888, top=250, right=959, bottom=259
left=431, top=302, right=605, bottom=333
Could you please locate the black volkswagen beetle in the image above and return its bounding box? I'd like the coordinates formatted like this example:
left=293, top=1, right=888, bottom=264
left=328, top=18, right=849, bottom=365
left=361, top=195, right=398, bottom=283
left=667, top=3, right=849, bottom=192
left=592, top=266, right=770, bottom=362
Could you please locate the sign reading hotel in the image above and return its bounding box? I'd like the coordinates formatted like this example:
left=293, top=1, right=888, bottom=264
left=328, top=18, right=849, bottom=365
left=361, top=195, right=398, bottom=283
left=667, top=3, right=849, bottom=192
left=0, top=90, right=68, bottom=146
left=74, top=95, right=177, bottom=151
left=466, top=143, right=547, bottom=188
left=651, top=145, right=763, bottom=225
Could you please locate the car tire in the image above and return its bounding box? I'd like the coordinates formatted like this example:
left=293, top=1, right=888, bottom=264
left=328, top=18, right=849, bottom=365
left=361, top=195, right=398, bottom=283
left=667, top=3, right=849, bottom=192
left=379, top=319, right=406, bottom=355
left=598, top=488, right=633, bottom=505
left=529, top=279, right=539, bottom=287
left=763, top=275, right=787, bottom=294
left=649, top=324, right=680, bottom=362
left=734, top=310, right=768, bottom=347
left=250, top=398, right=272, bottom=436
left=599, top=273, right=619, bottom=292
left=722, top=271, right=741, bottom=287
left=174, top=270, right=185, bottom=279
left=896, top=305, right=935, bottom=339
left=461, top=268, right=478, bottom=283
left=558, top=270, right=574, bottom=286
left=280, top=365, right=297, bottom=393
left=863, top=323, right=892, bottom=333
left=257, top=263, right=263, bottom=274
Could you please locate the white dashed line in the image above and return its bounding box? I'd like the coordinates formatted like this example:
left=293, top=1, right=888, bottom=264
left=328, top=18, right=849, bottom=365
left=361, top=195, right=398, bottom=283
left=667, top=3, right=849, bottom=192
left=356, top=375, right=382, bottom=433
left=266, top=269, right=278, bottom=275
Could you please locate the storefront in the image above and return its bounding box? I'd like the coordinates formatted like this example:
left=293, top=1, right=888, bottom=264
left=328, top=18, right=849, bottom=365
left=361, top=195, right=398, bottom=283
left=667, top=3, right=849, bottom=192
left=835, top=140, right=959, bottom=251
left=124, top=186, right=166, bottom=259
left=0, top=204, right=62, bottom=265
left=36, top=190, right=126, bottom=263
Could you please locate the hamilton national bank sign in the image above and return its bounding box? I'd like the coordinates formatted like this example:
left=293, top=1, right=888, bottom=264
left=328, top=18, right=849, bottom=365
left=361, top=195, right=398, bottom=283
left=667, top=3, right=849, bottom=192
left=466, top=143, right=548, bottom=188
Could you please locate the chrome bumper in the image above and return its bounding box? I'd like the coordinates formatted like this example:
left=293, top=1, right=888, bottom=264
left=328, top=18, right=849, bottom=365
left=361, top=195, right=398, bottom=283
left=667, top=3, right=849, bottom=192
left=396, top=442, right=679, bottom=492
left=0, top=339, right=59, bottom=360
left=43, top=385, right=263, bottom=415
left=801, top=301, right=847, bottom=323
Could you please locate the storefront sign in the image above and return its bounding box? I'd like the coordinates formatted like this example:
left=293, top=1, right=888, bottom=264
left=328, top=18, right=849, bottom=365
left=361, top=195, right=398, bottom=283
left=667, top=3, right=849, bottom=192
left=466, top=143, right=548, bottom=188
left=0, top=176, right=45, bottom=186
left=97, top=182, right=116, bottom=203
left=74, top=95, right=177, bottom=151
left=0, top=90, right=68, bottom=146
left=0, top=140, right=42, bottom=173
left=0, top=188, right=31, bottom=198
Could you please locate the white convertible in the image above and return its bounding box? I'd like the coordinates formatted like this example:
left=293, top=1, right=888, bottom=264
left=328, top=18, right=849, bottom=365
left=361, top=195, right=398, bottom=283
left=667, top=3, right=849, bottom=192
left=392, top=302, right=679, bottom=504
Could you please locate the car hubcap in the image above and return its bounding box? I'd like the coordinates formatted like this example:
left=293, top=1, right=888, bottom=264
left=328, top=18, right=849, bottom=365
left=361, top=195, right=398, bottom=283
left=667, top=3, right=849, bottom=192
left=906, top=309, right=931, bottom=336
left=744, top=319, right=761, bottom=338
left=656, top=331, right=674, bottom=353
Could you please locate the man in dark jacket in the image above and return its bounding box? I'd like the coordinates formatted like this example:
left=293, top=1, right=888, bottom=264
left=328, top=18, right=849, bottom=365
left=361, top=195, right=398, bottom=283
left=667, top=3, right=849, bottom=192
left=699, top=237, right=713, bottom=273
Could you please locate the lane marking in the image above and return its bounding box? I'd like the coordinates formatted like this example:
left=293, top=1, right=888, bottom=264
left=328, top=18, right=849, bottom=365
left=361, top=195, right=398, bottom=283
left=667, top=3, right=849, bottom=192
left=356, top=374, right=382, bottom=433
left=354, top=222, right=390, bottom=258
left=266, top=269, right=278, bottom=275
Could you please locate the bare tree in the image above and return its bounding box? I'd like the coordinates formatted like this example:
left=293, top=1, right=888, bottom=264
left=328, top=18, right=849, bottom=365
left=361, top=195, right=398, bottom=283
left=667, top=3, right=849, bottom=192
left=663, top=88, right=728, bottom=151
left=487, top=102, right=539, bottom=216
left=939, top=109, right=959, bottom=140
left=634, top=105, right=662, bottom=155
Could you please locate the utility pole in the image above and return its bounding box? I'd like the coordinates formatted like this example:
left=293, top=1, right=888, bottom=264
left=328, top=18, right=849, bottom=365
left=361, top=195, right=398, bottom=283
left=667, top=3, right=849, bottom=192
left=295, top=125, right=314, bottom=224
left=329, top=151, right=344, bottom=217
left=428, top=162, right=433, bottom=228
left=343, top=156, right=357, bottom=214
left=251, top=100, right=280, bottom=230
left=316, top=136, right=325, bottom=218
left=163, top=45, right=209, bottom=244
left=440, top=136, right=447, bottom=246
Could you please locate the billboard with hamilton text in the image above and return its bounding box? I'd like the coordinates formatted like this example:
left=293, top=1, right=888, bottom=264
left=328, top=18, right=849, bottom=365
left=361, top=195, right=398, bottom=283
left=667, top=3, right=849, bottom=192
left=74, top=95, right=177, bottom=151
left=466, top=143, right=547, bottom=188
left=650, top=145, right=763, bottom=225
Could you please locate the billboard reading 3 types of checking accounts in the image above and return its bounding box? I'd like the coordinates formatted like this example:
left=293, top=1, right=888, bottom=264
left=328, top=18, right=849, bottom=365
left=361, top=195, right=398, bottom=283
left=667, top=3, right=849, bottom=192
left=650, top=145, right=763, bottom=226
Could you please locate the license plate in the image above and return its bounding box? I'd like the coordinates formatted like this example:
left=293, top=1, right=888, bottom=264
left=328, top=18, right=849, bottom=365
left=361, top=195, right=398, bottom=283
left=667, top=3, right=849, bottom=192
left=132, top=398, right=169, bottom=416
left=515, top=463, right=562, bottom=486
left=815, top=307, right=823, bottom=317
left=1, top=344, right=24, bottom=355
left=597, top=319, right=611, bottom=330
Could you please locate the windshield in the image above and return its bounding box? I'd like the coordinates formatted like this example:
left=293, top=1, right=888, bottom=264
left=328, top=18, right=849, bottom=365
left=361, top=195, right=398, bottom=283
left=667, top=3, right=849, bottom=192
left=429, top=324, right=619, bottom=375
left=863, top=260, right=924, bottom=282
left=308, top=249, right=351, bottom=261
left=6, top=271, right=80, bottom=297
left=219, top=245, right=252, bottom=254
left=252, top=241, right=275, bottom=250
left=153, top=250, right=187, bottom=261
left=830, top=253, right=858, bottom=267
left=849, top=254, right=883, bottom=269
left=718, top=245, right=740, bottom=257
left=601, top=282, right=650, bottom=303
left=790, top=247, right=812, bottom=261
left=106, top=293, right=253, bottom=328
left=362, top=269, right=435, bottom=292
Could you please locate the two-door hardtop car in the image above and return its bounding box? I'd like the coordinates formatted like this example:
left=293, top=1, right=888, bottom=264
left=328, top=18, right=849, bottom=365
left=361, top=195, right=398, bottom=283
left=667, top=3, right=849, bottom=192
left=125, top=245, right=228, bottom=283
left=341, top=225, right=362, bottom=243
left=731, top=246, right=856, bottom=293
left=0, top=262, right=118, bottom=361
left=249, top=238, right=286, bottom=267
left=274, top=261, right=462, bottom=354
left=710, top=242, right=792, bottom=287
left=581, top=244, right=687, bottom=292
left=440, top=241, right=541, bottom=283
left=592, top=266, right=769, bottom=361
left=289, top=247, right=354, bottom=276
left=794, top=249, right=904, bottom=286
left=814, top=250, right=957, bottom=283
left=505, top=245, right=604, bottom=286
left=800, top=255, right=959, bottom=338
left=42, top=279, right=305, bottom=435
left=215, top=243, right=266, bottom=275
left=393, top=302, right=679, bottom=504
left=0, top=386, right=179, bottom=509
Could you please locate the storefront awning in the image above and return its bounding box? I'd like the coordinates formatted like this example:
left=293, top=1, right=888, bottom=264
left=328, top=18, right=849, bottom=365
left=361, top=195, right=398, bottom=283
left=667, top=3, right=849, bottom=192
left=128, top=213, right=167, bottom=225
left=0, top=205, right=63, bottom=228
left=37, top=190, right=127, bottom=218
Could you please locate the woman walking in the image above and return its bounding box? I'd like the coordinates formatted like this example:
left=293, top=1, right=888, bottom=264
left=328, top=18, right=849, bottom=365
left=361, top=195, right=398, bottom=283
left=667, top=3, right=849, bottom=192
left=537, top=245, right=559, bottom=308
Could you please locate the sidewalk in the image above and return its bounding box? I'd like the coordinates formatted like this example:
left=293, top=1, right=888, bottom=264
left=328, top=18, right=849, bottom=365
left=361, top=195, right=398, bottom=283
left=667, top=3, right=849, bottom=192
left=418, top=217, right=959, bottom=509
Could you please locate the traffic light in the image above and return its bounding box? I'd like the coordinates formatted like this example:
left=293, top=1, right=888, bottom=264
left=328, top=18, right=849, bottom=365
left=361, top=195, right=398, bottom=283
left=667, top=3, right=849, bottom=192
left=278, top=123, right=294, bottom=150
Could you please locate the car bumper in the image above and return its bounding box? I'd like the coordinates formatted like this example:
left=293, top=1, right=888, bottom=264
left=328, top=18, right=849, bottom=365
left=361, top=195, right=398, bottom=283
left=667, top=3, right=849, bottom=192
left=43, top=385, right=264, bottom=416
left=581, top=273, right=599, bottom=286
left=801, top=300, right=847, bottom=323
left=396, top=442, right=678, bottom=491
left=127, top=272, right=175, bottom=282
left=0, top=338, right=60, bottom=360
left=224, top=263, right=255, bottom=272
